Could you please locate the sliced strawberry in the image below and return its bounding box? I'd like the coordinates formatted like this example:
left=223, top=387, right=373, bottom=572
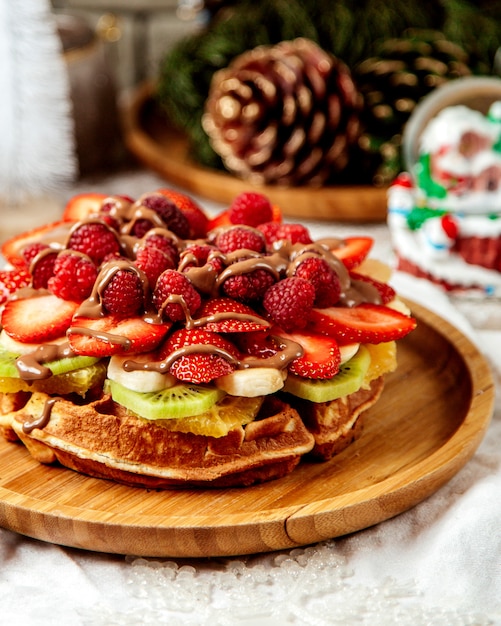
left=160, top=328, right=237, bottom=383
left=270, top=204, right=283, bottom=223
left=157, top=188, right=209, bottom=238
left=308, top=304, right=417, bottom=344
left=331, top=237, right=373, bottom=269
left=207, top=202, right=282, bottom=231
left=207, top=208, right=232, bottom=231
left=1, top=294, right=79, bottom=343
left=234, top=329, right=281, bottom=359
left=273, top=327, right=340, bottom=379
left=350, top=271, right=396, bottom=304
left=0, top=268, right=31, bottom=304
left=62, top=192, right=108, bottom=221
left=1, top=220, right=72, bottom=269
left=68, top=315, right=170, bottom=357
left=195, top=297, right=270, bottom=333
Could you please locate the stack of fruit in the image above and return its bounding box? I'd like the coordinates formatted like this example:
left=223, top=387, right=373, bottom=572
left=0, top=189, right=415, bottom=485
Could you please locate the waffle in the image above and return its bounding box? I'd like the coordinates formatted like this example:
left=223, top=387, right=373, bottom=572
left=8, top=392, right=315, bottom=487
left=3, top=378, right=384, bottom=487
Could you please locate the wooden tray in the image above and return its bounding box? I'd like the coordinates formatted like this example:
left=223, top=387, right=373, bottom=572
left=0, top=301, right=494, bottom=558
left=121, top=82, right=388, bottom=222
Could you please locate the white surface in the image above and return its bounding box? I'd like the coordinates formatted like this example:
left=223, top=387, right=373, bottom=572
left=1, top=170, right=500, bottom=626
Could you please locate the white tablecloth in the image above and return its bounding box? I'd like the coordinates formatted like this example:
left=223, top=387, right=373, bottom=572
left=1, top=171, right=500, bottom=625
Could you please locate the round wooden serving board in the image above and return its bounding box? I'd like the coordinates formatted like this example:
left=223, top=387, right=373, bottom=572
left=121, top=83, right=388, bottom=222
left=0, top=301, right=494, bottom=558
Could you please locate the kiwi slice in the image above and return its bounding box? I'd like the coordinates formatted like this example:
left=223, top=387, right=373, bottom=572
left=107, top=379, right=226, bottom=421
left=283, top=346, right=371, bottom=403
left=0, top=362, right=107, bottom=396
left=0, top=348, right=98, bottom=378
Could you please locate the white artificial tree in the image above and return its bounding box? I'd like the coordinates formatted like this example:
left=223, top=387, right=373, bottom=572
left=0, top=0, right=77, bottom=204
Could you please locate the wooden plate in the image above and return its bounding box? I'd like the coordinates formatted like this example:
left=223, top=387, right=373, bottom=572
left=121, top=82, right=388, bottom=222
left=0, top=301, right=494, bottom=558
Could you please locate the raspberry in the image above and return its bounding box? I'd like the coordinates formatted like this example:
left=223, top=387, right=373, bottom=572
left=22, top=242, right=50, bottom=266
left=99, top=195, right=133, bottom=231
left=48, top=252, right=98, bottom=301
left=257, top=222, right=281, bottom=247
left=31, top=250, right=58, bottom=289
left=101, top=268, right=145, bottom=316
left=295, top=257, right=341, bottom=307
left=221, top=268, right=275, bottom=302
left=179, top=244, right=225, bottom=275
left=142, top=232, right=180, bottom=265
left=158, top=189, right=209, bottom=238
left=68, top=222, right=121, bottom=265
left=275, top=223, right=313, bottom=245
left=135, top=245, right=175, bottom=288
left=263, top=277, right=315, bottom=331
left=257, top=222, right=312, bottom=246
left=228, top=192, right=273, bottom=227
left=133, top=193, right=190, bottom=239
left=153, top=269, right=202, bottom=322
left=215, top=226, right=265, bottom=254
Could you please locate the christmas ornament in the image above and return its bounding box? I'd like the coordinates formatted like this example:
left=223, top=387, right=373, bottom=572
left=202, top=38, right=362, bottom=186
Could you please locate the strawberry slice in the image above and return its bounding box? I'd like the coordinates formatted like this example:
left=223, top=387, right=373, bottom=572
left=68, top=315, right=171, bottom=357
left=157, top=188, right=209, bottom=238
left=207, top=208, right=232, bottom=231
left=0, top=268, right=31, bottom=305
left=308, top=304, right=417, bottom=344
left=62, top=192, right=108, bottom=222
left=1, top=220, right=71, bottom=269
left=273, top=327, right=340, bottom=379
left=207, top=202, right=282, bottom=231
left=1, top=294, right=79, bottom=343
left=332, top=237, right=373, bottom=269
left=350, top=271, right=396, bottom=304
left=195, top=297, right=270, bottom=333
left=160, top=328, right=237, bottom=383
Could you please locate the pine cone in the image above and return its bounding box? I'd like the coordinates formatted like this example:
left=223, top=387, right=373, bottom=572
left=202, top=38, right=362, bottom=186
left=353, top=29, right=472, bottom=185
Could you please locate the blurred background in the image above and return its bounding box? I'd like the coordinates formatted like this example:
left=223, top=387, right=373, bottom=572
left=1, top=1, right=500, bottom=240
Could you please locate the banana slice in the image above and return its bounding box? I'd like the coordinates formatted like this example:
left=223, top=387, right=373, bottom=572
left=0, top=330, right=67, bottom=355
left=107, top=354, right=176, bottom=393
left=216, top=367, right=286, bottom=397
left=339, top=343, right=360, bottom=364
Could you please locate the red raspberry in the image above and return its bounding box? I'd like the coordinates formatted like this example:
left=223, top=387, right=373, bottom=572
left=22, top=242, right=50, bottom=267
left=257, top=222, right=281, bottom=247
left=142, top=232, right=180, bottom=265
left=257, top=222, right=312, bottom=246
left=275, top=223, right=313, bottom=245
left=221, top=268, right=275, bottom=303
left=263, top=277, right=315, bottom=331
left=295, top=257, right=342, bottom=307
left=99, top=195, right=133, bottom=230
left=228, top=192, right=273, bottom=227
left=48, top=252, right=98, bottom=301
left=133, top=193, right=190, bottom=239
left=101, top=268, right=145, bottom=316
left=31, top=250, right=58, bottom=289
left=180, top=243, right=211, bottom=267
left=180, top=244, right=225, bottom=274
left=158, top=189, right=209, bottom=238
left=68, top=222, right=121, bottom=265
left=216, top=226, right=265, bottom=254
left=135, top=245, right=175, bottom=288
left=153, top=269, right=202, bottom=322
